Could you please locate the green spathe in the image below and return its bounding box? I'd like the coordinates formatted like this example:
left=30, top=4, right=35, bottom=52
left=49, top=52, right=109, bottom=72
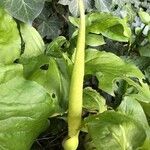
left=63, top=0, right=86, bottom=149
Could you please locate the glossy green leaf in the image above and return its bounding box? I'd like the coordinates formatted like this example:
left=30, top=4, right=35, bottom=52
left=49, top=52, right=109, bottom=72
left=28, top=57, right=70, bottom=112
left=86, top=34, right=105, bottom=46
left=83, top=87, right=107, bottom=113
left=0, top=8, right=21, bottom=64
left=0, top=77, right=56, bottom=150
left=69, top=16, right=80, bottom=27
left=0, top=0, right=45, bottom=23
left=0, top=64, right=23, bottom=84
left=86, top=12, right=113, bottom=30
left=85, top=49, right=143, bottom=95
left=70, top=12, right=131, bottom=43
left=101, top=24, right=130, bottom=42
left=118, top=97, right=149, bottom=129
left=70, top=12, right=131, bottom=42
left=85, top=111, right=146, bottom=150
left=46, top=36, right=69, bottom=58
left=138, top=10, right=150, bottom=25
left=122, top=77, right=150, bottom=118
left=87, top=12, right=131, bottom=42
left=117, top=97, right=150, bottom=148
left=20, top=23, right=45, bottom=59
left=20, top=54, right=49, bottom=78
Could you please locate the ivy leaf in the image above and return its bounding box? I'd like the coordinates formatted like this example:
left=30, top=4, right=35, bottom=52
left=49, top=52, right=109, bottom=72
left=94, top=0, right=112, bottom=12
left=0, top=0, right=45, bottom=23
left=59, top=0, right=78, bottom=16
left=33, top=2, right=64, bottom=39
left=37, top=15, right=62, bottom=39
left=94, top=0, right=133, bottom=16
left=112, top=0, right=128, bottom=7
left=58, top=0, right=69, bottom=5
left=58, top=0, right=92, bottom=16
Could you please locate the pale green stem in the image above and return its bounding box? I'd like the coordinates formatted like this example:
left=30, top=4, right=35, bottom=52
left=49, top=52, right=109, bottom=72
left=63, top=0, right=85, bottom=150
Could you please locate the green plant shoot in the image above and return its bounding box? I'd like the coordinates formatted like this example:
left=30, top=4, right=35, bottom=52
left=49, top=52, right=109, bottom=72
left=63, top=0, right=85, bottom=149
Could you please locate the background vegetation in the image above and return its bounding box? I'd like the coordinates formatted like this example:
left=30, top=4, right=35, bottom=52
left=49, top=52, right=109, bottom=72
left=0, top=0, right=150, bottom=149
